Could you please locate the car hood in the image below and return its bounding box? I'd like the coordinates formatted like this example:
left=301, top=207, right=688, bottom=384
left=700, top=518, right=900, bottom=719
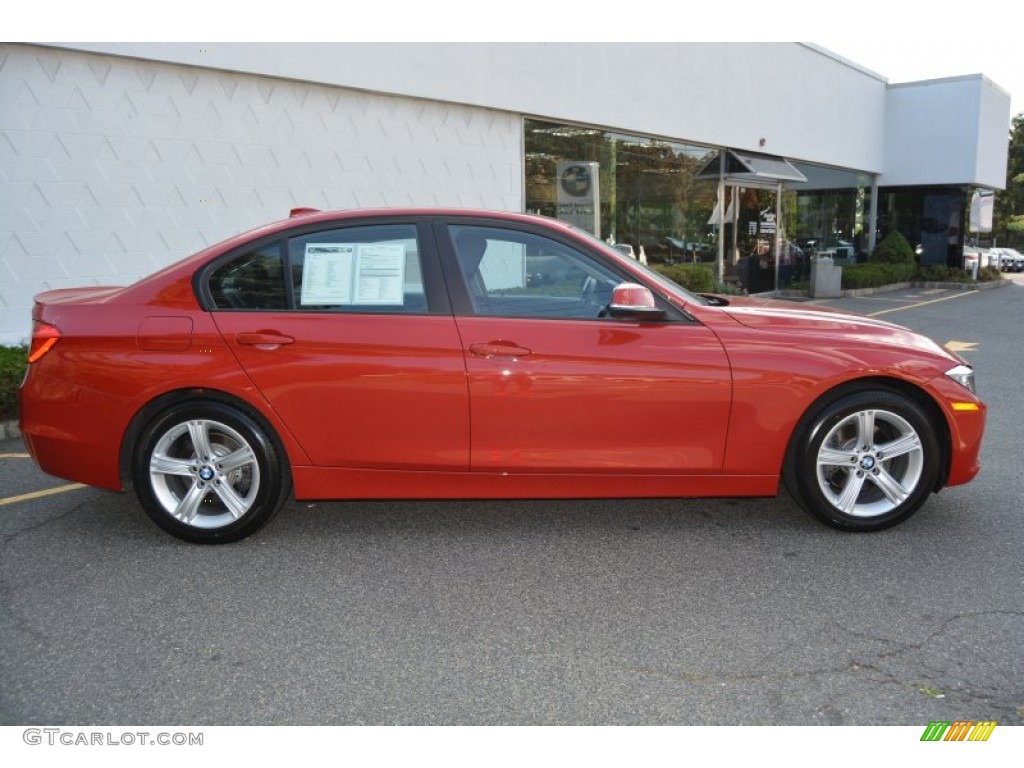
left=705, top=294, right=961, bottom=363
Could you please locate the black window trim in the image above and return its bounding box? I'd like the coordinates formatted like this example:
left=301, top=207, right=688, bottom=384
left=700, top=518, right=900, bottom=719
left=431, top=217, right=694, bottom=323
left=194, top=216, right=452, bottom=316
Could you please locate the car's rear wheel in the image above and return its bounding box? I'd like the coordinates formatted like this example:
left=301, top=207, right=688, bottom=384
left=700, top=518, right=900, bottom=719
left=132, top=401, right=290, bottom=543
left=786, top=390, right=940, bottom=531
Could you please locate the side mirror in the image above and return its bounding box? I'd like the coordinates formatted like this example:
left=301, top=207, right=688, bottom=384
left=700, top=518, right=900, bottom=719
left=607, top=283, right=666, bottom=320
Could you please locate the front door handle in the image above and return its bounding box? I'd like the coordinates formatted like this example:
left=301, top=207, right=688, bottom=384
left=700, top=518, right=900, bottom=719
left=236, top=332, right=295, bottom=349
left=469, top=341, right=532, bottom=359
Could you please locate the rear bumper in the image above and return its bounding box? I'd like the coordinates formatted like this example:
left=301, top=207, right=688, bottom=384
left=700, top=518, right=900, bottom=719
left=20, top=369, right=126, bottom=491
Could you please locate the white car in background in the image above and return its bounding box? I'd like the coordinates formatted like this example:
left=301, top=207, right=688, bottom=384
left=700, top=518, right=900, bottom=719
left=993, top=247, right=1023, bottom=272
left=978, top=248, right=998, bottom=269
left=612, top=243, right=648, bottom=265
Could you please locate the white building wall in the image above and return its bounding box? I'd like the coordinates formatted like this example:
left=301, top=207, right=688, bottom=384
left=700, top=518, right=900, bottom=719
left=882, top=75, right=1011, bottom=188
left=59, top=42, right=891, bottom=174
left=2, top=42, right=1012, bottom=344
left=975, top=77, right=1014, bottom=186
left=0, top=43, right=522, bottom=344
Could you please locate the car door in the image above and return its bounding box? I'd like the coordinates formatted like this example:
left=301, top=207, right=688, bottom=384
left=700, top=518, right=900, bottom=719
left=205, top=220, right=469, bottom=470
left=439, top=221, right=732, bottom=474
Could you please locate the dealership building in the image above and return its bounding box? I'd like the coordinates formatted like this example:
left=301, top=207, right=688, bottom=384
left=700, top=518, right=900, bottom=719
left=0, top=42, right=1012, bottom=344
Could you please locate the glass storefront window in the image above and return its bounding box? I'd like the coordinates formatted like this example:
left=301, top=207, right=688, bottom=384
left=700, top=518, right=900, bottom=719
left=525, top=118, right=876, bottom=294
left=877, top=186, right=966, bottom=267
left=524, top=119, right=719, bottom=267
left=788, top=163, right=874, bottom=286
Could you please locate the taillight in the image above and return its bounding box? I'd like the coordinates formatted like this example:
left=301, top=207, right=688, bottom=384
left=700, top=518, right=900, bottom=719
left=28, top=322, right=61, bottom=363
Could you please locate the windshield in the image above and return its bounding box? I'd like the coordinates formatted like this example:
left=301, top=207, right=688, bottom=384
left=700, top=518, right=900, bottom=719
left=569, top=225, right=709, bottom=307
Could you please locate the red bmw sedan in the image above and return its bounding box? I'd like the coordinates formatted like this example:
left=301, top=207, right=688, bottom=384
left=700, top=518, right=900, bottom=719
left=20, top=209, right=986, bottom=543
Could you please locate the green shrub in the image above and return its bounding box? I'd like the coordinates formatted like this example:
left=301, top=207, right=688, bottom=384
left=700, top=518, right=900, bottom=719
left=713, top=281, right=744, bottom=295
left=872, top=231, right=916, bottom=264
left=915, top=265, right=1002, bottom=283
left=841, top=263, right=914, bottom=289
left=977, top=266, right=1002, bottom=282
left=651, top=263, right=716, bottom=293
left=0, top=345, right=28, bottom=421
left=915, top=265, right=961, bottom=282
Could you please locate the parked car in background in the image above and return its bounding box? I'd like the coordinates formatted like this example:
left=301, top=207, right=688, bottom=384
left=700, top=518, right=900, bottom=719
left=805, top=240, right=856, bottom=265
left=612, top=243, right=647, bottom=265
left=1009, top=248, right=1024, bottom=272
left=20, top=208, right=986, bottom=543
left=993, top=247, right=1023, bottom=272
left=989, top=249, right=1007, bottom=270
left=664, top=237, right=710, bottom=263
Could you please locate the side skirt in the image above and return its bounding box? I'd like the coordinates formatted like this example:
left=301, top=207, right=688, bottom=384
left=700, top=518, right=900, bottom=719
left=292, top=467, right=779, bottom=500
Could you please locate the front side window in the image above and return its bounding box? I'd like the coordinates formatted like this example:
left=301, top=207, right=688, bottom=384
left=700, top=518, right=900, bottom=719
left=449, top=225, right=623, bottom=319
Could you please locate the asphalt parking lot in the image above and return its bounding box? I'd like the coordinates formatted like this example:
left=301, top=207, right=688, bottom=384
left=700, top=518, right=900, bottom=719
left=1, top=277, right=1022, bottom=726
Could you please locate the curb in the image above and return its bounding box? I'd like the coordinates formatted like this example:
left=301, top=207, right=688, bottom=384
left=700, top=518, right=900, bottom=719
left=778, top=278, right=1011, bottom=300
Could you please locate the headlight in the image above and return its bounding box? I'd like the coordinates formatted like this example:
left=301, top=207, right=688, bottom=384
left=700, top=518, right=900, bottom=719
left=945, top=364, right=976, bottom=394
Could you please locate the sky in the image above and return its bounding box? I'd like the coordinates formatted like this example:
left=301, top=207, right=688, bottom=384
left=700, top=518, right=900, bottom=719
left=814, top=38, right=1021, bottom=119
left=9, top=1, right=1022, bottom=120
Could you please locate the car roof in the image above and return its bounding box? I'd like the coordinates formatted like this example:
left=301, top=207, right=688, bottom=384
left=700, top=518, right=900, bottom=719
left=281, top=206, right=571, bottom=229
left=114, top=208, right=584, bottom=302
left=200, top=207, right=577, bottom=253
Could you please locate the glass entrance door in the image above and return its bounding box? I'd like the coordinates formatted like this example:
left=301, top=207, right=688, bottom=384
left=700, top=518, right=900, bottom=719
left=710, top=182, right=785, bottom=294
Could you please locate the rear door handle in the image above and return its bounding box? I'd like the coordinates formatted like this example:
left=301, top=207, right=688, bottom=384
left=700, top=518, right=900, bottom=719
left=236, top=332, right=295, bottom=348
left=469, top=341, right=532, bottom=359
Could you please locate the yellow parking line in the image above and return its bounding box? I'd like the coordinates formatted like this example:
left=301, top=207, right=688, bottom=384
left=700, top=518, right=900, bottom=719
left=0, top=483, right=86, bottom=506
left=867, top=290, right=978, bottom=317
left=0, top=453, right=31, bottom=458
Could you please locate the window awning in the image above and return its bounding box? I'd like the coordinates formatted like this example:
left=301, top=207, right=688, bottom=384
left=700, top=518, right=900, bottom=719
left=696, top=150, right=808, bottom=185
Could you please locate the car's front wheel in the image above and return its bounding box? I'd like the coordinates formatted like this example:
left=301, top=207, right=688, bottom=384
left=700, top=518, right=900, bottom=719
left=132, top=401, right=291, bottom=543
left=786, top=390, right=941, bottom=531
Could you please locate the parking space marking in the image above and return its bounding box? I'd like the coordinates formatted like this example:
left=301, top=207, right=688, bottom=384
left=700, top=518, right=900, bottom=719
left=866, top=290, right=978, bottom=317
left=0, top=483, right=86, bottom=507
left=945, top=341, right=979, bottom=353
left=0, top=453, right=31, bottom=458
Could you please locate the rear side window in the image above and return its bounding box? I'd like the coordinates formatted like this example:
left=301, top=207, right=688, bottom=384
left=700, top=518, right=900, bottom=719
left=208, top=245, right=287, bottom=310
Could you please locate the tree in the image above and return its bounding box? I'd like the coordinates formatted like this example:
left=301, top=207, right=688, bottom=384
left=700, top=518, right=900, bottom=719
left=994, top=113, right=1024, bottom=245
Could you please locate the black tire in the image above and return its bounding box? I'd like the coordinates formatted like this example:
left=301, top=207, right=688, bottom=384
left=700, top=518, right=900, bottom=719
left=784, top=390, right=940, bottom=531
left=131, top=401, right=291, bottom=543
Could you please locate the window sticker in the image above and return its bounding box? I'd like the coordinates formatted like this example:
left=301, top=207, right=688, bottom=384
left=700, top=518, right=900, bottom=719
left=300, top=244, right=355, bottom=305
left=353, top=243, right=406, bottom=305
left=300, top=243, right=407, bottom=306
